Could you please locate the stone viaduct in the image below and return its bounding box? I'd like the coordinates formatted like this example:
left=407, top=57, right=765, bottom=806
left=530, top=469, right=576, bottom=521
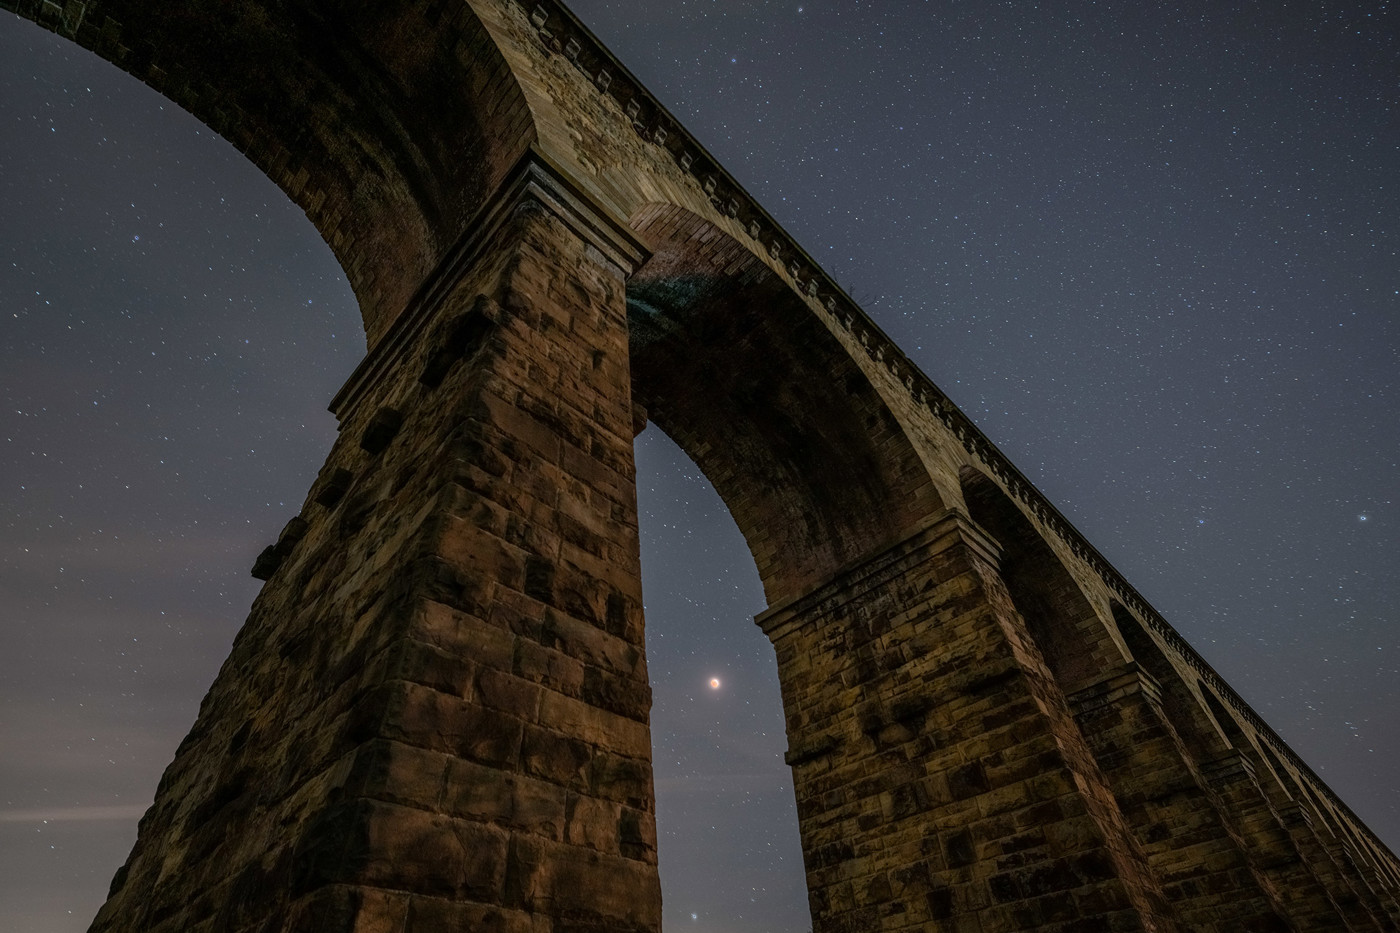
left=7, top=0, right=1399, bottom=930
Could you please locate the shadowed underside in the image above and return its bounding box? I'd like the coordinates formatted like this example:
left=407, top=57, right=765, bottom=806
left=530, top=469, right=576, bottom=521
left=5, top=0, right=1399, bottom=930
left=3, top=0, right=537, bottom=342
left=628, top=203, right=944, bottom=605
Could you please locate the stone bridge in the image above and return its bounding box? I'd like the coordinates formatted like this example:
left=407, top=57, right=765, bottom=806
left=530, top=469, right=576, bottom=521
left=6, top=0, right=1399, bottom=930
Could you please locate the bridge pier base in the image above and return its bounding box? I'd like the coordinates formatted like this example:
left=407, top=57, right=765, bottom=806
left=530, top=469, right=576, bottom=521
left=758, top=510, right=1180, bottom=933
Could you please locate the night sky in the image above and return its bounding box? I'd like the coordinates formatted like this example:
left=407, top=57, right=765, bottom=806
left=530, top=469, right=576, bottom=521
left=2, top=2, right=1397, bottom=932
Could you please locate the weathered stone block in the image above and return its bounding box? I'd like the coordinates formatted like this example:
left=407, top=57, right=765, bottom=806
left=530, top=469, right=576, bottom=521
left=408, top=600, right=516, bottom=671
left=583, top=751, right=653, bottom=809
left=475, top=666, right=545, bottom=720
left=359, top=800, right=510, bottom=901
left=538, top=689, right=650, bottom=757
left=341, top=738, right=450, bottom=811
left=520, top=723, right=594, bottom=788
left=383, top=680, right=525, bottom=768
left=444, top=756, right=567, bottom=840
left=285, top=885, right=409, bottom=933
left=437, top=516, right=529, bottom=595
left=540, top=608, right=645, bottom=678
left=403, top=896, right=533, bottom=933
left=513, top=637, right=586, bottom=696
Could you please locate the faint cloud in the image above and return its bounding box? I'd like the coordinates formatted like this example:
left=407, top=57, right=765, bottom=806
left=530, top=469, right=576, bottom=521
left=0, top=805, right=147, bottom=824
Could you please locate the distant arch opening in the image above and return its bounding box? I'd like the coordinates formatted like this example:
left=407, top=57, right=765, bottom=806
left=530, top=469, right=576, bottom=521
left=1202, top=687, right=1254, bottom=753
left=1260, top=739, right=1304, bottom=801
left=1111, top=603, right=1225, bottom=759
left=959, top=466, right=1117, bottom=689
left=632, top=427, right=808, bottom=931
left=625, top=204, right=949, bottom=929
left=1199, top=686, right=1297, bottom=806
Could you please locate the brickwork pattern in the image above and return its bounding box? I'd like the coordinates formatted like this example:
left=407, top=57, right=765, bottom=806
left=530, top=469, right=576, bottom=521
left=758, top=512, right=1179, bottom=932
left=89, top=188, right=660, bottom=932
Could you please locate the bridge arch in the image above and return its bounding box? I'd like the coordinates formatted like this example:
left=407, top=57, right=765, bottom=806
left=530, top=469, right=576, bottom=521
left=6, top=8, right=965, bottom=927
left=4, top=0, right=538, bottom=342
left=1109, top=602, right=1234, bottom=759
left=957, top=464, right=1126, bottom=690
left=626, top=202, right=944, bottom=606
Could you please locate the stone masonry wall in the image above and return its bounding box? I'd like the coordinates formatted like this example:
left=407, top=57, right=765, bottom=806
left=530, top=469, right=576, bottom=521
left=760, top=511, right=1179, bottom=933
left=90, top=174, right=661, bottom=933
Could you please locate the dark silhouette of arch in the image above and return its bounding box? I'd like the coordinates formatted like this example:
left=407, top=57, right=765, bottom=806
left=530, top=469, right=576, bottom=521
left=1199, top=686, right=1303, bottom=818
left=959, top=466, right=1119, bottom=689
left=1256, top=739, right=1395, bottom=892
left=1260, top=739, right=1305, bottom=801
left=628, top=203, right=943, bottom=605
left=1202, top=686, right=1258, bottom=755
left=1111, top=603, right=1229, bottom=759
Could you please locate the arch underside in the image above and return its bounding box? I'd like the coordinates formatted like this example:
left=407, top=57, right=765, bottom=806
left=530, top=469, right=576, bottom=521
left=626, top=203, right=943, bottom=606
left=3, top=0, right=536, bottom=343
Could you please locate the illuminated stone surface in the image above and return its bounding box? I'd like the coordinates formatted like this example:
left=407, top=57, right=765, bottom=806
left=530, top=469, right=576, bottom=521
left=6, top=0, right=1397, bottom=929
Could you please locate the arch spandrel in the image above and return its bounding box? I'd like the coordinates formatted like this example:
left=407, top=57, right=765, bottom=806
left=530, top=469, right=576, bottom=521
left=4, top=0, right=538, bottom=344
left=460, top=4, right=988, bottom=528
left=626, top=203, right=944, bottom=606
left=458, top=1, right=745, bottom=236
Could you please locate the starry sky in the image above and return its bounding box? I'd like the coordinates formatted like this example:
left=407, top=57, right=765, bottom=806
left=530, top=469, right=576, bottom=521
left=2, top=2, right=1397, bottom=932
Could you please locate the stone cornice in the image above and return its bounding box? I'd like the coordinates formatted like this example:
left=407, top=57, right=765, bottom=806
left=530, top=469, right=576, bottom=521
left=516, top=0, right=1396, bottom=866
left=328, top=149, right=648, bottom=423
left=754, top=508, right=992, bottom=645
